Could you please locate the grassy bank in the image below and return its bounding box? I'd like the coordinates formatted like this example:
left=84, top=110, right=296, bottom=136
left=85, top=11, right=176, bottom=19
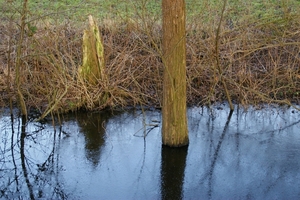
left=0, top=0, right=300, bottom=116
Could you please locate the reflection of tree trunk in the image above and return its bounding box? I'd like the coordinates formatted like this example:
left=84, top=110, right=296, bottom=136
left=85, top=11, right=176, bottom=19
left=20, top=115, right=35, bottom=200
left=208, top=110, right=233, bottom=199
left=161, top=145, right=188, bottom=200
left=235, top=106, right=241, bottom=160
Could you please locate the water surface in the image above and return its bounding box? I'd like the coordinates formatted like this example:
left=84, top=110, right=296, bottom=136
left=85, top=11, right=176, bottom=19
left=1, top=104, right=300, bottom=199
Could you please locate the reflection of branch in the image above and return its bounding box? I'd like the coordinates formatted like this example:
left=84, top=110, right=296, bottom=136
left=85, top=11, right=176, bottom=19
left=134, top=107, right=160, bottom=138
left=52, top=126, right=68, bottom=199
left=36, top=151, right=54, bottom=172
left=245, top=119, right=300, bottom=143
left=3, top=113, right=69, bottom=198
left=10, top=113, right=20, bottom=191
left=33, top=123, right=68, bottom=199
left=135, top=138, right=147, bottom=186
left=207, top=110, right=233, bottom=199
left=20, top=116, right=35, bottom=200
left=265, top=119, right=300, bottom=133
left=209, top=110, right=234, bottom=171
left=134, top=122, right=159, bottom=138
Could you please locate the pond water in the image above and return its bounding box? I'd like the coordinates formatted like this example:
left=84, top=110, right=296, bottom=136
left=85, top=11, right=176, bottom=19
left=1, top=104, right=300, bottom=199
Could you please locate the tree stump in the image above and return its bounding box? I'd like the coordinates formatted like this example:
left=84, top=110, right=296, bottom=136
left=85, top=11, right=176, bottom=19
left=79, top=15, right=105, bottom=85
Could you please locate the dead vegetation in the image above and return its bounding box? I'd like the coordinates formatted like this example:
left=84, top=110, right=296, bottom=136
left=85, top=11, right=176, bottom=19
left=0, top=2, right=300, bottom=117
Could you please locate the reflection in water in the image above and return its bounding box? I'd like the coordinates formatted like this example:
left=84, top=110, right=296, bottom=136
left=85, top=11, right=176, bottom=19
left=20, top=115, right=35, bottom=200
left=161, top=145, right=188, bottom=200
left=1, top=105, right=300, bottom=199
left=184, top=105, right=300, bottom=199
left=75, top=111, right=112, bottom=166
left=207, top=110, right=233, bottom=199
left=0, top=110, right=67, bottom=199
left=59, top=110, right=161, bottom=199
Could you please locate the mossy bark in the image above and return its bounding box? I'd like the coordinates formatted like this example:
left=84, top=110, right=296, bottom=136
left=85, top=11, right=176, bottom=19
left=79, top=15, right=105, bottom=84
left=162, top=0, right=188, bottom=147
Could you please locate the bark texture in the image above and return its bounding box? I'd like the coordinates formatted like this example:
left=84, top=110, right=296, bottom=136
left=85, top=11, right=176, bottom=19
left=162, top=0, right=188, bottom=147
left=79, top=15, right=105, bottom=84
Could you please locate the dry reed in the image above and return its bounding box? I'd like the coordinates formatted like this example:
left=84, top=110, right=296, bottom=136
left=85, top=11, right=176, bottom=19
left=0, top=2, right=300, bottom=117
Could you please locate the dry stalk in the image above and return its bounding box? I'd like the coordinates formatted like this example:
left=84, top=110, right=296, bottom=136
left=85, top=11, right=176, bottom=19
left=214, top=0, right=234, bottom=111
left=15, top=0, right=28, bottom=117
left=1, top=1, right=300, bottom=115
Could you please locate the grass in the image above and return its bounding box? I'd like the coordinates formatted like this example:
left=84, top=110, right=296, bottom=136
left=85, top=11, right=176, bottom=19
left=0, top=0, right=300, bottom=116
left=2, top=0, right=299, bottom=21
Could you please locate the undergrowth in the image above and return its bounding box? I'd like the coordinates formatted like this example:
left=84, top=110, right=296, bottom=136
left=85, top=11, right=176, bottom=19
left=0, top=0, right=299, bottom=117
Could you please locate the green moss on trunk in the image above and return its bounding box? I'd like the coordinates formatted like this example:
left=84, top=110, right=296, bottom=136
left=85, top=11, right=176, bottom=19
left=79, top=15, right=105, bottom=85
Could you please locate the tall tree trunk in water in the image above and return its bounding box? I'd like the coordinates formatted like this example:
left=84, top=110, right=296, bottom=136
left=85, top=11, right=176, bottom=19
left=162, top=0, right=188, bottom=147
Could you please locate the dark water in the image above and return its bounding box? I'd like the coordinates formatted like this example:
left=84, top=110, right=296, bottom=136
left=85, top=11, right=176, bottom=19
left=1, top=104, right=300, bottom=199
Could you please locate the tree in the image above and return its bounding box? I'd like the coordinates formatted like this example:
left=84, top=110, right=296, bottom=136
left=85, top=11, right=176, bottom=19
left=162, top=0, right=188, bottom=147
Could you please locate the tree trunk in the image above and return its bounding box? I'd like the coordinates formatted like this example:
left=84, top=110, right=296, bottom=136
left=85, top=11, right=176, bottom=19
left=79, top=15, right=105, bottom=85
left=162, top=0, right=188, bottom=147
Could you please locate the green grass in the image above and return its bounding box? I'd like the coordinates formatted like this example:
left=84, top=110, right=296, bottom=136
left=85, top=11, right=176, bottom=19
left=1, top=0, right=300, bottom=24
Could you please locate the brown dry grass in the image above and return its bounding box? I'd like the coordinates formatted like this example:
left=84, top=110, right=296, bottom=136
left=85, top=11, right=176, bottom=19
left=0, top=9, right=300, bottom=116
